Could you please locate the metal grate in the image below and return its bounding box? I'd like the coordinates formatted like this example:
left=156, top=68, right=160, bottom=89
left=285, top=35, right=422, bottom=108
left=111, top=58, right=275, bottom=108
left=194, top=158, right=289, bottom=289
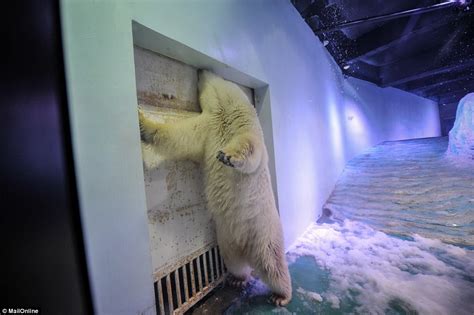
left=154, top=244, right=227, bottom=315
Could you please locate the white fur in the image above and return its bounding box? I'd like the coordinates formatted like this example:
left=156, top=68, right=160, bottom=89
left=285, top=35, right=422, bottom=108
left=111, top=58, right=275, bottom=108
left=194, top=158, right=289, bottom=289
left=139, top=71, right=292, bottom=305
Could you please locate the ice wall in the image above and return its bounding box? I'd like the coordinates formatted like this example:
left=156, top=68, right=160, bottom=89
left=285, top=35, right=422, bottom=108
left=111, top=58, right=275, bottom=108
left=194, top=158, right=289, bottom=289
left=448, top=93, right=474, bottom=160
left=60, top=1, right=441, bottom=314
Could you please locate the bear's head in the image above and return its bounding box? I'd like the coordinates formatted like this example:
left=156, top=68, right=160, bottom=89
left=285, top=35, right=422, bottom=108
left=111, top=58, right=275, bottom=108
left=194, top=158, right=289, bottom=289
left=197, top=70, right=252, bottom=112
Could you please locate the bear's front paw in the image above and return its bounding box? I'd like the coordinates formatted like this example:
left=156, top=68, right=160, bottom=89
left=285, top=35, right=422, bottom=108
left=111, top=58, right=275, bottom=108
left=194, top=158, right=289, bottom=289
left=138, top=109, right=157, bottom=144
left=217, top=150, right=235, bottom=167
left=140, top=126, right=156, bottom=144
left=138, top=109, right=148, bottom=139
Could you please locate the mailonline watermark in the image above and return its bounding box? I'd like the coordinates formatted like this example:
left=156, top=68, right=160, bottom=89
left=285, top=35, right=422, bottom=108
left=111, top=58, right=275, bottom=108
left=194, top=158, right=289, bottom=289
left=1, top=309, right=40, bottom=314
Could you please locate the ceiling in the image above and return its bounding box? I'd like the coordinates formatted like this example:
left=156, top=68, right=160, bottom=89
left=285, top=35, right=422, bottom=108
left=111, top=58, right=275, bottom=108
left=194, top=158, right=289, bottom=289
left=291, top=0, right=474, bottom=135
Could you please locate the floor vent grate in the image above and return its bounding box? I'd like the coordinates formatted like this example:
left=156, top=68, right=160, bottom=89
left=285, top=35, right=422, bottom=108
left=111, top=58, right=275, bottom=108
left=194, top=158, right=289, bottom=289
left=154, top=244, right=227, bottom=315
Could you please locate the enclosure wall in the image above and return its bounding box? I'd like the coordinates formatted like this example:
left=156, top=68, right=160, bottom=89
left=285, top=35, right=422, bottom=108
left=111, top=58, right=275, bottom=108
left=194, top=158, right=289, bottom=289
left=60, top=1, right=441, bottom=314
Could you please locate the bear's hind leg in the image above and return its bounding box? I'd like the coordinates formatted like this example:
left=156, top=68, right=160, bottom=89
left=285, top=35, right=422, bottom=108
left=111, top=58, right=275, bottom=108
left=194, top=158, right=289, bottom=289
left=254, top=243, right=292, bottom=306
left=220, top=247, right=250, bottom=289
left=225, top=259, right=250, bottom=289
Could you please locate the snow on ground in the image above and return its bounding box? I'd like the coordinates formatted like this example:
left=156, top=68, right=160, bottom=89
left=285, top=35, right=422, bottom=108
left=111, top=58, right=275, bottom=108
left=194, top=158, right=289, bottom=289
left=296, top=287, right=323, bottom=303
left=288, top=220, right=474, bottom=315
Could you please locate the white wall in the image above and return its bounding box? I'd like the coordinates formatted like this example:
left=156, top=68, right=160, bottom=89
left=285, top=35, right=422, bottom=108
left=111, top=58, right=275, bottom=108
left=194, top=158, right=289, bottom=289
left=60, top=1, right=441, bottom=314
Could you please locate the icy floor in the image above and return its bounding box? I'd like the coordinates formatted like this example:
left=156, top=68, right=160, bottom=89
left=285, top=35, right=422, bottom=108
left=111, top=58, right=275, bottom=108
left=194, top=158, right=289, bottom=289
left=325, top=137, right=474, bottom=246
left=225, top=137, right=474, bottom=315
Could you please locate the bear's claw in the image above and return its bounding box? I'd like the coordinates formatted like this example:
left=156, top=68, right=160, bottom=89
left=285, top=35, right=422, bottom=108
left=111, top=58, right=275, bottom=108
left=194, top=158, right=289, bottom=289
left=217, top=150, right=234, bottom=167
left=270, top=294, right=291, bottom=307
left=138, top=109, right=157, bottom=144
left=226, top=274, right=247, bottom=289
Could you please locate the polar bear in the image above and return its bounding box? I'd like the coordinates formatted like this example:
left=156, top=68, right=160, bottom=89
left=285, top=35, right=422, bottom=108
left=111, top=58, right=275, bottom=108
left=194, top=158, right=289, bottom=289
left=138, top=70, right=292, bottom=306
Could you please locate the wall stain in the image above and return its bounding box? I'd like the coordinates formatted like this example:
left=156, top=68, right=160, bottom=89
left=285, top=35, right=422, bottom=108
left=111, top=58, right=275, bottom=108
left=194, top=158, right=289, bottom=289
left=148, top=210, right=172, bottom=224
left=137, top=90, right=198, bottom=112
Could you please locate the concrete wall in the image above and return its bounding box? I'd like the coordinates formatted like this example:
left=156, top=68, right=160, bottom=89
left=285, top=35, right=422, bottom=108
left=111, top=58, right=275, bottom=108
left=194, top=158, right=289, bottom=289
left=60, top=1, right=441, bottom=314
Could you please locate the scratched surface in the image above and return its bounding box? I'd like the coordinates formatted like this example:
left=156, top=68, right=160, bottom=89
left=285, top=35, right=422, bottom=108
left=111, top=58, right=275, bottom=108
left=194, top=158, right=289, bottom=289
left=141, top=107, right=216, bottom=276
left=134, top=45, right=213, bottom=276
left=134, top=46, right=254, bottom=277
left=134, top=45, right=200, bottom=112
